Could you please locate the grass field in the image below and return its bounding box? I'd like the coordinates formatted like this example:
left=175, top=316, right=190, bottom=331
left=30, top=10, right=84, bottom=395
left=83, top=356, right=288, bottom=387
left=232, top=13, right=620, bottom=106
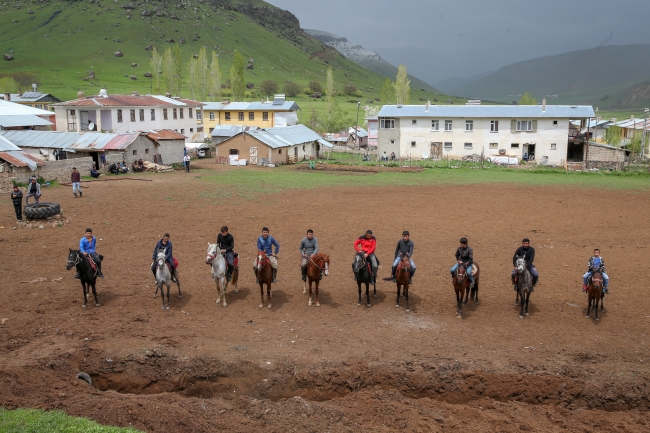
left=0, top=408, right=143, bottom=433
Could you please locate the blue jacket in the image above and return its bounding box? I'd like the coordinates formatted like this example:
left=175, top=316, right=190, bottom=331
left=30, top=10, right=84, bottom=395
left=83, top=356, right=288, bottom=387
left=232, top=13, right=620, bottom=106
left=257, top=235, right=280, bottom=255
left=80, top=236, right=96, bottom=254
left=153, top=239, right=173, bottom=262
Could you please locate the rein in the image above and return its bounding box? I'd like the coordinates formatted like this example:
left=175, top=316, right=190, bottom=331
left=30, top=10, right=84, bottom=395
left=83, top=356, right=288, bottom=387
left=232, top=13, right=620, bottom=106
left=309, top=255, right=325, bottom=271
left=67, top=252, right=82, bottom=267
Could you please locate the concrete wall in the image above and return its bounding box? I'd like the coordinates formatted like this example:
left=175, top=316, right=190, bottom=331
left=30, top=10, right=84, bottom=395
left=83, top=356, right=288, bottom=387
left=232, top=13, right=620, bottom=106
left=377, top=118, right=401, bottom=159
left=157, top=139, right=185, bottom=165
left=37, top=157, right=94, bottom=183
left=214, top=135, right=285, bottom=165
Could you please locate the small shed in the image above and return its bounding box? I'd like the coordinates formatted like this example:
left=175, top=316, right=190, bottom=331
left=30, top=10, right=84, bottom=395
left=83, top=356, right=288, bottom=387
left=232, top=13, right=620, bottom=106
left=211, top=125, right=258, bottom=145
left=0, top=134, right=45, bottom=182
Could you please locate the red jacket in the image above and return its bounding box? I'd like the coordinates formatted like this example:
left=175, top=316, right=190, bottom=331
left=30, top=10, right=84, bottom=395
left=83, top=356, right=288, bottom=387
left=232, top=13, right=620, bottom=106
left=354, top=236, right=376, bottom=255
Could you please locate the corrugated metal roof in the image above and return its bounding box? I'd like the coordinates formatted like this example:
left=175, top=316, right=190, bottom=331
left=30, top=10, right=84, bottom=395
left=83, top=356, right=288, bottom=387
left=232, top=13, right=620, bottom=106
left=246, top=125, right=324, bottom=149
left=210, top=125, right=258, bottom=137
left=102, top=132, right=141, bottom=150
left=0, top=130, right=140, bottom=151
left=0, top=115, right=53, bottom=127
left=54, top=94, right=202, bottom=108
left=9, top=92, right=52, bottom=102
left=146, top=129, right=186, bottom=141
left=202, top=101, right=299, bottom=111
left=0, top=100, right=54, bottom=116
left=377, top=104, right=595, bottom=119
left=614, top=118, right=650, bottom=130
left=0, top=134, right=22, bottom=151
left=0, top=150, right=43, bottom=169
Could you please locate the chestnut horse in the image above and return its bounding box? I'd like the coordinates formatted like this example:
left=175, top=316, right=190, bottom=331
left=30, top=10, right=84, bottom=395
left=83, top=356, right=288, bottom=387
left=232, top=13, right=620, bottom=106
left=453, top=262, right=480, bottom=318
left=394, top=255, right=412, bottom=312
left=586, top=268, right=605, bottom=321
left=256, top=251, right=273, bottom=309
left=303, top=253, right=330, bottom=306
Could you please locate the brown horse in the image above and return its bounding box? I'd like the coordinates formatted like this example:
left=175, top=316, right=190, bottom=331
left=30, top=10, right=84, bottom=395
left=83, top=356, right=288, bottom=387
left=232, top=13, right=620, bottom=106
left=453, top=262, right=479, bottom=318
left=303, top=253, right=330, bottom=306
left=394, top=255, right=412, bottom=312
left=586, top=269, right=605, bottom=321
left=256, top=251, right=273, bottom=309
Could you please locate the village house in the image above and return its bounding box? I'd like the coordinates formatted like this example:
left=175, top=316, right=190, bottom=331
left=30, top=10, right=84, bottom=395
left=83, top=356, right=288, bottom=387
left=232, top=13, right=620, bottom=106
left=0, top=99, right=55, bottom=131
left=211, top=125, right=258, bottom=146
left=366, top=117, right=378, bottom=148
left=613, top=117, right=650, bottom=152
left=5, top=88, right=62, bottom=111
left=214, top=124, right=331, bottom=165
left=51, top=90, right=204, bottom=142
left=202, top=95, right=299, bottom=137
left=377, top=102, right=595, bottom=165
left=0, top=135, right=45, bottom=183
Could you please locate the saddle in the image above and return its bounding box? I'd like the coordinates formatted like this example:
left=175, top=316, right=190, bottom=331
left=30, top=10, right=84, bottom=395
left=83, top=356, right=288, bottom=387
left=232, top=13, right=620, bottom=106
left=165, top=256, right=179, bottom=272
left=232, top=252, right=239, bottom=268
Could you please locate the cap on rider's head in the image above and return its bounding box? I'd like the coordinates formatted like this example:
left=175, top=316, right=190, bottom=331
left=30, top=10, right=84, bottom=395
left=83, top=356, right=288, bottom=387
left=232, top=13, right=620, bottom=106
left=85, top=228, right=93, bottom=233
left=365, top=230, right=373, bottom=235
left=460, top=237, right=468, bottom=244
left=522, top=238, right=530, bottom=243
left=402, top=230, right=409, bottom=236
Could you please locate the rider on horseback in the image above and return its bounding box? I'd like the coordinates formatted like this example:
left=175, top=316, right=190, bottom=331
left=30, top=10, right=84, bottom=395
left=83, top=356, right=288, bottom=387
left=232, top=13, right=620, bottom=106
left=218, top=226, right=235, bottom=282
left=299, top=229, right=319, bottom=282
left=255, top=227, right=280, bottom=283
left=151, top=233, right=177, bottom=283
left=511, top=238, right=538, bottom=289
left=354, top=230, right=378, bottom=285
left=583, top=248, right=609, bottom=294
left=76, top=228, right=104, bottom=279
left=450, top=237, right=474, bottom=288
left=391, top=230, right=416, bottom=284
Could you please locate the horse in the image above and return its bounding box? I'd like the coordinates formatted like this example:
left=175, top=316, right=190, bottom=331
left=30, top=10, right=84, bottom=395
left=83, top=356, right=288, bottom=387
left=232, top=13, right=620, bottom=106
left=66, top=249, right=100, bottom=308
left=394, top=255, right=411, bottom=312
left=206, top=243, right=239, bottom=308
left=586, top=268, right=605, bottom=321
left=154, top=251, right=181, bottom=310
left=256, top=251, right=273, bottom=309
left=352, top=252, right=375, bottom=307
left=514, top=256, right=533, bottom=318
left=303, top=253, right=330, bottom=307
left=452, top=262, right=480, bottom=318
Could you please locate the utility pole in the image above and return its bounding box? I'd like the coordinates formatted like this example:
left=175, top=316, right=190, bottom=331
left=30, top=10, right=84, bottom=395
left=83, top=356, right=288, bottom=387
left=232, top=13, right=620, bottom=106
left=355, top=100, right=361, bottom=151
left=594, top=107, right=598, bottom=143
left=641, top=108, right=649, bottom=159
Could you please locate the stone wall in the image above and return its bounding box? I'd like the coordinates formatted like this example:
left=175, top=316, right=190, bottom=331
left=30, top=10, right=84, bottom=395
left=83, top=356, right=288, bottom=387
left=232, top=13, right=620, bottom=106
left=37, top=157, right=94, bottom=183
left=0, top=174, right=17, bottom=193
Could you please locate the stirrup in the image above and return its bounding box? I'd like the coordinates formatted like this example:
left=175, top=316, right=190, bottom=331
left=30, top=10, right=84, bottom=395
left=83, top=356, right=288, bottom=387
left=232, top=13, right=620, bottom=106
left=301, top=275, right=306, bottom=282
left=74, top=274, right=80, bottom=279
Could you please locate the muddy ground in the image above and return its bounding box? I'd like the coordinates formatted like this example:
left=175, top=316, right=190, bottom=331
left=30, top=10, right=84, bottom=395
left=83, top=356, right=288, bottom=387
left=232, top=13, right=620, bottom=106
left=1, top=162, right=649, bottom=432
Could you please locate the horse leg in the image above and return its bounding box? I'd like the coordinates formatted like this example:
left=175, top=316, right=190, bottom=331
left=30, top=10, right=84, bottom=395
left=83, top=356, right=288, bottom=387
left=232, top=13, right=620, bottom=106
left=166, top=282, right=171, bottom=310
left=308, top=279, right=313, bottom=306
left=600, top=292, right=605, bottom=312
left=259, top=282, right=264, bottom=308
left=473, top=279, right=479, bottom=305
left=215, top=278, right=222, bottom=304
left=314, top=280, right=320, bottom=307
left=175, top=273, right=182, bottom=299
left=515, top=286, right=519, bottom=306
left=81, top=281, right=88, bottom=308
left=586, top=295, right=592, bottom=318
left=395, top=284, right=401, bottom=308
left=594, top=296, right=600, bottom=321
left=366, top=282, right=371, bottom=308
left=357, top=281, right=362, bottom=306
left=525, top=292, right=530, bottom=316
left=463, top=284, right=469, bottom=305
left=267, top=283, right=272, bottom=309
left=405, top=285, right=410, bottom=312
left=160, top=283, right=165, bottom=310
left=456, top=289, right=462, bottom=318
left=233, top=267, right=239, bottom=293
left=519, top=290, right=525, bottom=318
left=91, top=280, right=99, bottom=307
left=303, top=275, right=308, bottom=295
left=221, top=278, right=228, bottom=308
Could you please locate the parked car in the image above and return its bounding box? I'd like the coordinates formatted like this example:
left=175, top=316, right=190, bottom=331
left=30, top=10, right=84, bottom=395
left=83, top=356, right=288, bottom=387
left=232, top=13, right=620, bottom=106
left=197, top=149, right=206, bottom=158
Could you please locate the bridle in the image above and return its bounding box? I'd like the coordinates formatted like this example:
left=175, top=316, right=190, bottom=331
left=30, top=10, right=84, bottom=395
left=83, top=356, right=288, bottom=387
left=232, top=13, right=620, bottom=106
left=310, top=254, right=329, bottom=275
left=67, top=251, right=81, bottom=268
left=353, top=253, right=366, bottom=272
left=206, top=244, right=223, bottom=264
left=455, top=263, right=466, bottom=281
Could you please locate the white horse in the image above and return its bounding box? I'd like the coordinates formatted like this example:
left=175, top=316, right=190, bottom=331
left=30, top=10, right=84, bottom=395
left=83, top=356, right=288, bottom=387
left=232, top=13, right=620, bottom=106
left=155, top=251, right=172, bottom=310
left=207, top=242, right=238, bottom=307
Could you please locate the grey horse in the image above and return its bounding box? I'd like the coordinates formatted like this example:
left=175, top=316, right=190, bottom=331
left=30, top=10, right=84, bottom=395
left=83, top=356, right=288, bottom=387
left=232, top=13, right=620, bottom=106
left=207, top=242, right=237, bottom=307
left=514, top=256, right=533, bottom=318
left=154, top=251, right=181, bottom=310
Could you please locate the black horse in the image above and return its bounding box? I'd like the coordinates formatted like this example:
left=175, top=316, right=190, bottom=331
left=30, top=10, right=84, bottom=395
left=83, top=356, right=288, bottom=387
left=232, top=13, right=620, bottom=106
left=66, top=249, right=100, bottom=308
left=352, top=252, right=376, bottom=307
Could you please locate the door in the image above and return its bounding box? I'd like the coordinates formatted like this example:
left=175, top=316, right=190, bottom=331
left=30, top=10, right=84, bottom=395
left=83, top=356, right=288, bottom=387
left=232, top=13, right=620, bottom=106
left=431, top=142, right=442, bottom=159
left=249, top=147, right=258, bottom=165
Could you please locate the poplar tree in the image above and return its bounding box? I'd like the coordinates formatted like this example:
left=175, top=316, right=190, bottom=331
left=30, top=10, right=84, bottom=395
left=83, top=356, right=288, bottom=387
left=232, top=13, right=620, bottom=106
left=149, top=47, right=163, bottom=94
left=210, top=51, right=222, bottom=100
left=230, top=50, right=245, bottom=101
left=393, top=65, right=410, bottom=105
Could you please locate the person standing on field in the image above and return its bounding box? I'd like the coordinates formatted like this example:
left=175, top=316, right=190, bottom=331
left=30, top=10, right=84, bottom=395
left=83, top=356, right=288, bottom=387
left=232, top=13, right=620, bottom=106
left=183, top=154, right=191, bottom=172
left=71, top=167, right=82, bottom=198
left=10, top=184, right=23, bottom=222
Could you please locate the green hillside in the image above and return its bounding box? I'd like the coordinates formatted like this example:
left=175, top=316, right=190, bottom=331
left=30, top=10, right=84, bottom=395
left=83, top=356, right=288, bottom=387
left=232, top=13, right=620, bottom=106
left=0, top=0, right=457, bottom=119
left=453, top=44, right=650, bottom=108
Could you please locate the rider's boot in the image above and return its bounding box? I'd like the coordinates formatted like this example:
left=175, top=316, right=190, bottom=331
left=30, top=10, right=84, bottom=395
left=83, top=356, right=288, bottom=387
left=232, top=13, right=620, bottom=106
left=409, top=268, right=415, bottom=285
left=74, top=273, right=80, bottom=279
left=96, top=262, right=104, bottom=278
left=73, top=193, right=77, bottom=198
left=390, top=266, right=397, bottom=282
left=603, top=285, right=609, bottom=294
left=226, top=265, right=233, bottom=282
left=370, top=268, right=377, bottom=285
left=272, top=268, right=277, bottom=284
left=171, top=268, right=177, bottom=283
left=301, top=266, right=307, bottom=282
left=531, top=277, right=538, bottom=292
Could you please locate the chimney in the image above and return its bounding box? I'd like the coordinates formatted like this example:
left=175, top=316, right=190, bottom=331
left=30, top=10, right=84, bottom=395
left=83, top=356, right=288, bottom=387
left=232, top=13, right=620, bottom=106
left=166, top=92, right=172, bottom=98
left=426, top=100, right=430, bottom=112
left=222, top=98, right=231, bottom=104
left=77, top=91, right=85, bottom=99
left=542, top=98, right=546, bottom=111
left=3, top=93, right=9, bottom=102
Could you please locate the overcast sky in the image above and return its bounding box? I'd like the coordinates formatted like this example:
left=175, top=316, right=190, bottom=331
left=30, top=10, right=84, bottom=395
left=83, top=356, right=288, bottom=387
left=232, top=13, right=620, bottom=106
left=267, top=0, right=650, bottom=86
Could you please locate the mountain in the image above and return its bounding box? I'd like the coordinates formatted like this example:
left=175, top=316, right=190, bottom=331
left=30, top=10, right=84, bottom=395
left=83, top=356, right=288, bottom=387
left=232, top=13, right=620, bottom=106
left=452, top=44, right=650, bottom=108
left=303, top=29, right=440, bottom=94
left=0, top=0, right=432, bottom=102
left=434, top=72, right=493, bottom=94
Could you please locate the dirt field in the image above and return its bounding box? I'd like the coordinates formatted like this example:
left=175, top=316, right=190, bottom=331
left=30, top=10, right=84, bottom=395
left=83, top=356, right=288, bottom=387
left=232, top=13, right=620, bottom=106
left=1, top=162, right=649, bottom=432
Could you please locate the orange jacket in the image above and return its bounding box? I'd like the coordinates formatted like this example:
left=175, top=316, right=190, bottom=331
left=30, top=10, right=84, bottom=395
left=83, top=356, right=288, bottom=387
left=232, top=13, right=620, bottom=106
left=354, top=236, right=376, bottom=255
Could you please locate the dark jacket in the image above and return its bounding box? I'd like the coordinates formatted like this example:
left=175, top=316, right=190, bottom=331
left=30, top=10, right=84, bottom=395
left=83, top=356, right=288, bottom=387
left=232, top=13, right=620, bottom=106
left=71, top=171, right=81, bottom=183
left=394, top=239, right=414, bottom=258
left=152, top=239, right=173, bottom=263
left=513, top=246, right=535, bottom=268
left=10, top=189, right=23, bottom=206
left=455, top=246, right=473, bottom=267
left=218, top=233, right=234, bottom=252
left=588, top=256, right=606, bottom=272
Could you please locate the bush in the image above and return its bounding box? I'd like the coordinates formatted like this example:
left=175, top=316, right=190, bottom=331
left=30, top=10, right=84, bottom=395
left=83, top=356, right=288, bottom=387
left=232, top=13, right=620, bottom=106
left=343, top=84, right=357, bottom=96
left=260, top=79, right=279, bottom=96
left=309, top=80, right=323, bottom=93
left=354, top=90, right=363, bottom=98
left=303, top=87, right=312, bottom=96
left=283, top=81, right=301, bottom=97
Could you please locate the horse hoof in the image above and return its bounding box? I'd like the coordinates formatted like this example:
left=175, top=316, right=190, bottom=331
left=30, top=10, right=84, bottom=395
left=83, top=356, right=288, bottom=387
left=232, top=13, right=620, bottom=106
left=515, top=301, right=519, bottom=306
left=308, top=301, right=312, bottom=306
left=586, top=315, right=590, bottom=318
left=303, top=290, right=307, bottom=295
left=406, top=309, right=410, bottom=313
left=82, top=304, right=87, bottom=308
left=519, top=315, right=524, bottom=319
left=222, top=304, right=227, bottom=308
left=178, top=295, right=182, bottom=299
left=395, top=304, right=400, bottom=308
left=161, top=306, right=165, bottom=310
left=235, top=290, right=239, bottom=294
left=259, top=304, right=264, bottom=309
left=166, top=306, right=170, bottom=310
left=366, top=304, right=371, bottom=308
left=525, top=313, right=529, bottom=316
left=216, top=299, right=221, bottom=304
left=596, top=318, right=600, bottom=321
left=357, top=303, right=361, bottom=307
left=373, top=294, right=378, bottom=298
left=153, top=294, right=157, bottom=298
left=315, top=302, right=320, bottom=307
left=267, top=304, right=272, bottom=309
left=95, top=303, right=100, bottom=307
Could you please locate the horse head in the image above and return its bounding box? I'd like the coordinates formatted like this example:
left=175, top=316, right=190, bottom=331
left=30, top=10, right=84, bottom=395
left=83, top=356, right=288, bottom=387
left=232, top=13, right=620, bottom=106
left=314, top=253, right=330, bottom=276
left=206, top=242, right=218, bottom=264
left=66, top=249, right=80, bottom=271
left=515, top=256, right=526, bottom=274
left=591, top=269, right=604, bottom=290
left=400, top=255, right=411, bottom=272
left=353, top=252, right=366, bottom=273
left=322, top=254, right=330, bottom=276
left=455, top=263, right=467, bottom=283
left=257, top=251, right=269, bottom=267
left=156, top=251, right=166, bottom=269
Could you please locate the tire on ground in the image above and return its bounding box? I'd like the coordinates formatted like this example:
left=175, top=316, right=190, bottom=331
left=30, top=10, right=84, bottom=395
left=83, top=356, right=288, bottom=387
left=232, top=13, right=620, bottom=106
left=24, top=202, right=60, bottom=220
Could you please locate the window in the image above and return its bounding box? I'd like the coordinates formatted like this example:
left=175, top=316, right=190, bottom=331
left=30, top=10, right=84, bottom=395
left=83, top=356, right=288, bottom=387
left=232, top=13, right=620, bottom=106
left=511, top=143, right=520, bottom=148
left=35, top=104, right=43, bottom=109
left=145, top=149, right=150, bottom=154
left=173, top=108, right=178, bottom=119
left=180, top=129, right=185, bottom=133
left=411, top=141, right=417, bottom=147
left=229, top=149, right=239, bottom=155
left=553, top=120, right=558, bottom=125
left=490, top=120, right=499, bottom=132
left=197, top=126, right=203, bottom=132
left=249, top=112, right=254, bottom=121
left=465, top=120, right=474, bottom=131
left=117, top=109, right=123, bottom=123
left=225, top=112, right=231, bottom=120
left=238, top=112, right=244, bottom=121
left=464, top=143, right=473, bottom=149
left=179, top=108, right=184, bottom=119
left=390, top=140, right=395, bottom=145
left=189, top=108, right=193, bottom=119
left=516, top=120, right=532, bottom=131
left=263, top=112, right=269, bottom=121
left=150, top=109, right=155, bottom=121
left=489, top=143, right=498, bottom=149
left=431, top=120, right=439, bottom=131
left=445, top=120, right=452, bottom=131
left=551, top=143, right=557, bottom=150
left=130, top=109, right=136, bottom=122
left=163, top=109, right=168, bottom=120
left=196, top=111, right=202, bottom=120
left=68, top=110, right=77, bottom=130
left=139, top=109, right=145, bottom=122
left=209, top=112, right=215, bottom=121
left=412, top=119, right=417, bottom=125
left=279, top=149, right=282, bottom=154
left=209, top=128, right=214, bottom=133
left=133, top=150, right=137, bottom=155
left=380, top=118, right=395, bottom=129
left=190, top=128, right=194, bottom=132
left=444, top=142, right=452, bottom=149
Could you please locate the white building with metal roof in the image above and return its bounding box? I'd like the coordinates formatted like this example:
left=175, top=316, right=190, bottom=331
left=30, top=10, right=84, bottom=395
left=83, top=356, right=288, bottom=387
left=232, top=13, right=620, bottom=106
left=377, top=103, right=595, bottom=164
